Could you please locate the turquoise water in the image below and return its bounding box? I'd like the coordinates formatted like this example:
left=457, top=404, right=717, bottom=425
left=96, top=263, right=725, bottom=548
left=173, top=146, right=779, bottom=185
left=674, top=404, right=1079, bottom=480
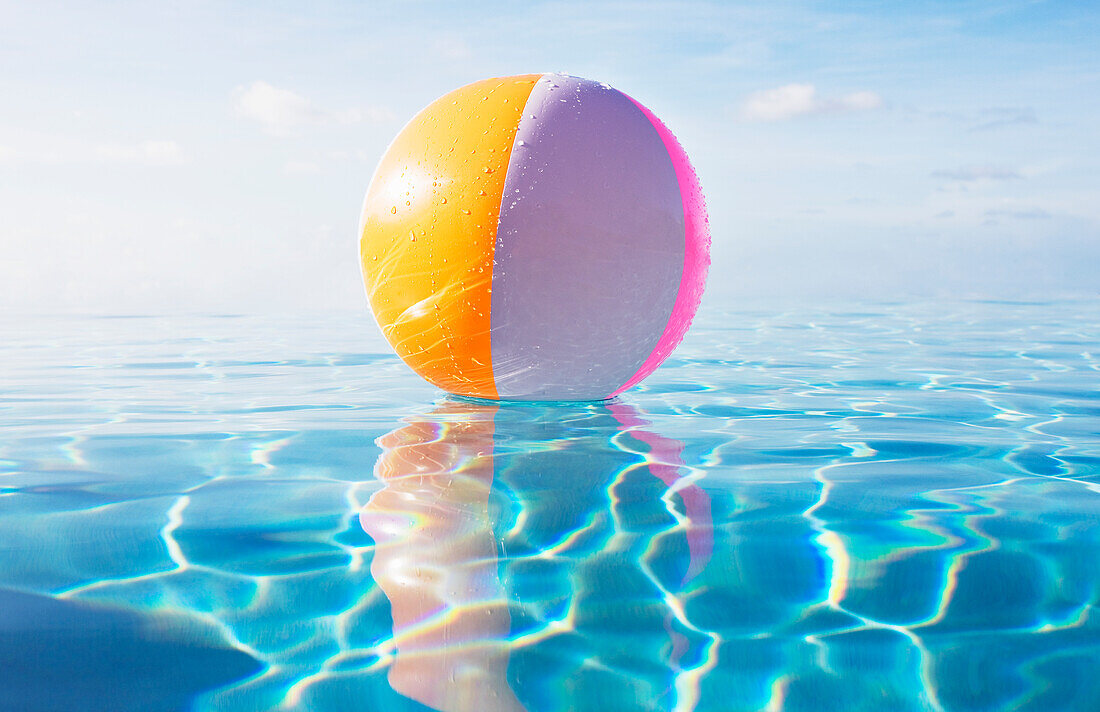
left=2, top=300, right=1099, bottom=711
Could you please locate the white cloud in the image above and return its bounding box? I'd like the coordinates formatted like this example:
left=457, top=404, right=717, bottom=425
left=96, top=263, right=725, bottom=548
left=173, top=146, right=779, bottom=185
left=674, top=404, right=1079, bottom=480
left=838, top=90, right=882, bottom=112
left=333, top=106, right=397, bottom=125
left=0, top=134, right=186, bottom=165
left=93, top=140, right=186, bottom=165
left=233, top=81, right=322, bottom=136
left=282, top=160, right=321, bottom=175
left=233, top=81, right=394, bottom=136
left=969, top=106, right=1038, bottom=132
left=741, top=83, right=816, bottom=121
left=931, top=165, right=1021, bottom=182
left=434, top=36, right=473, bottom=60
left=740, top=83, right=883, bottom=121
left=985, top=207, right=1052, bottom=220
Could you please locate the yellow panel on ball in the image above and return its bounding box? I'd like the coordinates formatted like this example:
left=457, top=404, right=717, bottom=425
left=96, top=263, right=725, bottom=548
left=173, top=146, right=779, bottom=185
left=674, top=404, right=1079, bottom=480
left=359, top=75, right=540, bottom=399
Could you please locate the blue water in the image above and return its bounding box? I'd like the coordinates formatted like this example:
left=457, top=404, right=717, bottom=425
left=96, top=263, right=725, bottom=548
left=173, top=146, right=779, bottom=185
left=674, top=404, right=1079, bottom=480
left=2, top=300, right=1099, bottom=712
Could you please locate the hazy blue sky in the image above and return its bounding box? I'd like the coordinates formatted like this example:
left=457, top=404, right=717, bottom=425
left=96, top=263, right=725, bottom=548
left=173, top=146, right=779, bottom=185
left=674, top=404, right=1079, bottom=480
left=2, top=0, right=1097, bottom=314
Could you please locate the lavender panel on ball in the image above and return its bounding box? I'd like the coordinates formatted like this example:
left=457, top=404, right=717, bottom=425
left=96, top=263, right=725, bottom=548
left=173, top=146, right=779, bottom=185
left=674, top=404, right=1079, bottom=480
left=490, top=74, right=684, bottom=400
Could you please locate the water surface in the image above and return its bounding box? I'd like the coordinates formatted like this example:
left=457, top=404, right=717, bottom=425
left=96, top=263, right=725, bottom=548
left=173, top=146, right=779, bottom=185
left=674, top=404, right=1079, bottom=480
left=2, top=300, right=1099, bottom=711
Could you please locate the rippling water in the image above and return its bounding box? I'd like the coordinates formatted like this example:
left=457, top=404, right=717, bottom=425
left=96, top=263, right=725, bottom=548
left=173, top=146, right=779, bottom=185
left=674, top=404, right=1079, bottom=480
left=2, top=300, right=1099, bottom=711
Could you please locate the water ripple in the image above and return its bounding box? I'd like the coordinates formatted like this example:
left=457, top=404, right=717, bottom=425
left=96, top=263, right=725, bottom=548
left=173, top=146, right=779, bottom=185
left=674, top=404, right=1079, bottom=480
left=1, top=301, right=1099, bottom=710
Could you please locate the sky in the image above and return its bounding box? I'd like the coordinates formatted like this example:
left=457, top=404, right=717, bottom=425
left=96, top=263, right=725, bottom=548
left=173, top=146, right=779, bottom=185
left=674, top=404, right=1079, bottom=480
left=1, top=0, right=1098, bottom=315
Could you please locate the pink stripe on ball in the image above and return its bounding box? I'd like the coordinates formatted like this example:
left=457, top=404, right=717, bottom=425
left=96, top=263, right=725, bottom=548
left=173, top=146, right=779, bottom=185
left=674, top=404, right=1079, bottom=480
left=612, top=94, right=711, bottom=396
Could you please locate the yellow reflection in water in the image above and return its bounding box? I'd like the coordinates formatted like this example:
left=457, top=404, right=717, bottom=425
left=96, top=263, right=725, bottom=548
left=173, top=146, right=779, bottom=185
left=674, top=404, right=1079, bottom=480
left=360, top=402, right=522, bottom=712
left=361, top=400, right=715, bottom=712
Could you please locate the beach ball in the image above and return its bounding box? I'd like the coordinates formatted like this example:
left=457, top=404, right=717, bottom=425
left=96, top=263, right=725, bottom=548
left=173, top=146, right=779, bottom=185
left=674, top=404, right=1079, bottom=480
left=359, top=73, right=709, bottom=401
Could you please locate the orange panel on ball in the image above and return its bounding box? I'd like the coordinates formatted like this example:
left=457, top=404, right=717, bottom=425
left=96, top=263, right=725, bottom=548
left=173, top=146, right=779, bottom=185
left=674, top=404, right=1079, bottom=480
left=359, top=75, right=539, bottom=399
